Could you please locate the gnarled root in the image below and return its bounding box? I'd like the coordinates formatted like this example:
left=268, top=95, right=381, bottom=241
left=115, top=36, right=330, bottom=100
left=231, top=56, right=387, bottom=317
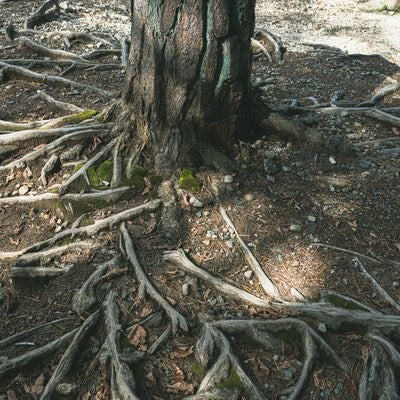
left=120, top=222, right=188, bottom=336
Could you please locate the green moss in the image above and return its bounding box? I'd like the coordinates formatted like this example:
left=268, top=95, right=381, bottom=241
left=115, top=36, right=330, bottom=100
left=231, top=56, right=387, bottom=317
left=73, top=163, right=84, bottom=173
left=190, top=359, right=205, bottom=382
left=96, top=160, right=113, bottom=183
left=79, top=217, right=94, bottom=227
left=87, top=167, right=101, bottom=187
left=324, top=294, right=367, bottom=311
left=125, top=165, right=145, bottom=191
left=63, top=109, right=97, bottom=124
left=49, top=187, right=59, bottom=194
left=274, top=329, right=302, bottom=349
left=217, top=368, right=244, bottom=391
left=179, top=168, right=200, bottom=192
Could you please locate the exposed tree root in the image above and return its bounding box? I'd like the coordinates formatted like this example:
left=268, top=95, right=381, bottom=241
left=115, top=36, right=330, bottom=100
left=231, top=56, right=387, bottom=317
left=40, top=311, right=100, bottom=400
left=0, top=127, right=110, bottom=171
left=0, top=123, right=112, bottom=145
left=219, top=206, right=280, bottom=299
left=10, top=35, right=87, bottom=62
left=190, top=318, right=345, bottom=400
left=0, top=318, right=70, bottom=349
left=0, top=199, right=162, bottom=259
left=103, top=291, right=140, bottom=400
left=25, top=0, right=60, bottom=29
left=120, top=222, right=188, bottom=335
left=0, top=60, right=114, bottom=96
left=59, top=136, right=119, bottom=195
left=72, top=255, right=121, bottom=315
left=37, top=90, right=84, bottom=113
left=11, top=265, right=73, bottom=278
left=0, top=328, right=77, bottom=379
left=0, top=187, right=131, bottom=206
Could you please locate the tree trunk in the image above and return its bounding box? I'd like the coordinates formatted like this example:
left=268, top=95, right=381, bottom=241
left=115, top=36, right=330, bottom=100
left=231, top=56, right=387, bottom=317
left=120, top=0, right=255, bottom=172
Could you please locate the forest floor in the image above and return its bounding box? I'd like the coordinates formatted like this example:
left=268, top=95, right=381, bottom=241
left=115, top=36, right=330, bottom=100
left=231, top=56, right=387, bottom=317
left=0, top=0, right=399, bottom=399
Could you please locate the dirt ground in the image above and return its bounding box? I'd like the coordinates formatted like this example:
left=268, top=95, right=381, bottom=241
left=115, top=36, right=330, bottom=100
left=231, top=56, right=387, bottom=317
left=0, top=0, right=399, bottom=399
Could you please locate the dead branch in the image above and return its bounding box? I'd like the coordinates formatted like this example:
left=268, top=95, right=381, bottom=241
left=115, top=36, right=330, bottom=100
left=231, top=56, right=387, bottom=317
left=163, top=249, right=400, bottom=329
left=219, top=206, right=280, bottom=299
left=0, top=199, right=162, bottom=259
left=0, top=118, right=51, bottom=131
left=25, top=0, right=60, bottom=29
left=0, top=328, right=77, bottom=379
left=111, top=137, right=123, bottom=188
left=1, top=58, right=122, bottom=70
left=253, top=29, right=286, bottom=64
left=251, top=37, right=273, bottom=63
left=103, top=291, right=140, bottom=400
left=59, top=137, right=119, bottom=195
left=83, top=48, right=122, bottom=60
left=37, top=90, right=84, bottom=113
left=0, top=60, right=114, bottom=97
left=311, top=243, right=384, bottom=264
left=120, top=223, right=188, bottom=335
left=40, top=311, right=100, bottom=400
left=41, top=154, right=60, bottom=186
left=11, top=265, right=72, bottom=278
left=73, top=255, right=121, bottom=314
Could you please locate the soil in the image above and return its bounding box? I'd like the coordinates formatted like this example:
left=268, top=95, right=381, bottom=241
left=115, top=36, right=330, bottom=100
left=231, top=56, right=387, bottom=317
left=0, top=1, right=399, bottom=399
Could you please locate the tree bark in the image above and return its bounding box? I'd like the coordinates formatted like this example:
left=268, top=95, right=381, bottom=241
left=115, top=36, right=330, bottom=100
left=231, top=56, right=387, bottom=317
left=120, top=0, right=255, bottom=172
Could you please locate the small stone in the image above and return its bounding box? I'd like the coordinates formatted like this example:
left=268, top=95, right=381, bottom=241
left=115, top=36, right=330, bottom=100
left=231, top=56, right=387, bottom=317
left=182, top=283, right=191, bottom=296
left=265, top=150, right=275, bottom=159
left=282, top=166, right=291, bottom=172
left=226, top=240, right=234, bottom=249
left=12, top=190, right=19, bottom=196
left=294, top=161, right=304, bottom=168
left=307, top=215, right=316, bottom=222
left=273, top=354, right=280, bottom=361
left=392, top=281, right=400, bottom=289
left=244, top=193, right=254, bottom=202
left=289, top=224, right=302, bottom=232
left=196, top=211, right=202, bottom=218
left=334, top=383, right=344, bottom=395
left=18, top=185, right=30, bottom=195
left=224, top=175, right=234, bottom=183
left=317, top=322, right=327, bottom=333
left=203, top=211, right=210, bottom=217
left=54, top=225, right=62, bottom=233
left=282, top=368, right=295, bottom=380
left=263, top=158, right=279, bottom=174
left=190, top=197, right=203, bottom=208
left=329, top=156, right=337, bottom=165
left=23, top=167, right=33, bottom=179
left=244, top=270, right=253, bottom=279
left=266, top=175, right=276, bottom=183
left=202, top=239, right=211, bottom=246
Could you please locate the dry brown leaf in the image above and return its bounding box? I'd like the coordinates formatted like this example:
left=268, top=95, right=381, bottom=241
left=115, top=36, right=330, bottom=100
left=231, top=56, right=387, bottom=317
left=30, top=374, right=45, bottom=398
left=139, top=303, right=153, bottom=317
left=7, top=390, right=18, bottom=400
left=166, top=381, right=195, bottom=395
left=127, top=324, right=148, bottom=351
left=171, top=345, right=193, bottom=359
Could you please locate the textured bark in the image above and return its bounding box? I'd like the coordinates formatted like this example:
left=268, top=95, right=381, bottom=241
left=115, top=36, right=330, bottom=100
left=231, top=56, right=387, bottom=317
left=121, top=0, right=255, bottom=171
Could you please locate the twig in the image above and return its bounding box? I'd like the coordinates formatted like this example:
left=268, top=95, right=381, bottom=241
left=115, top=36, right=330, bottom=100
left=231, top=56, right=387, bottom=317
left=354, top=258, right=400, bottom=313
left=0, top=318, right=70, bottom=349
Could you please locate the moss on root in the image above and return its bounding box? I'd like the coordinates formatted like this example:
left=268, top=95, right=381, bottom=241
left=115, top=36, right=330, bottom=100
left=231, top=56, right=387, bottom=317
left=179, top=168, right=200, bottom=192
left=217, top=368, right=244, bottom=391
left=63, top=109, right=98, bottom=124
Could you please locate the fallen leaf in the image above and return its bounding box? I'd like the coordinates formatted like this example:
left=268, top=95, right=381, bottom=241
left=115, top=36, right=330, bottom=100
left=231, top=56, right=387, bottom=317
left=166, top=381, right=195, bottom=395
left=30, top=374, right=45, bottom=398
left=171, top=345, right=193, bottom=359
left=7, top=390, right=18, bottom=400
left=127, top=324, right=148, bottom=351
